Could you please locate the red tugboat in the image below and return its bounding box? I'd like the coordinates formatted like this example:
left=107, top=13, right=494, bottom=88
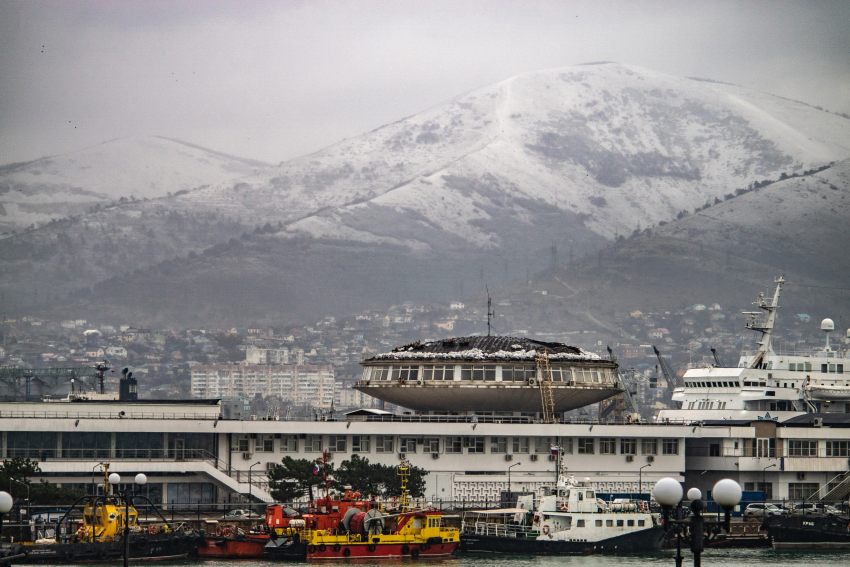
left=265, top=456, right=459, bottom=560
left=197, top=522, right=271, bottom=560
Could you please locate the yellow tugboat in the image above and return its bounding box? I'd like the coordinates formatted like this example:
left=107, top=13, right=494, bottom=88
left=11, top=464, right=203, bottom=563
left=266, top=458, right=459, bottom=560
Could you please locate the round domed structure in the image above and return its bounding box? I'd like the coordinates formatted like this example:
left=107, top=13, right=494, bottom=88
left=355, top=336, right=621, bottom=412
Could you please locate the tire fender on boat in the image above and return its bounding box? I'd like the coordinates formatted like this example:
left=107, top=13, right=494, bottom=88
left=401, top=544, right=410, bottom=555
left=63, top=551, right=75, bottom=563
left=343, top=548, right=351, bottom=557
left=411, top=548, right=420, bottom=558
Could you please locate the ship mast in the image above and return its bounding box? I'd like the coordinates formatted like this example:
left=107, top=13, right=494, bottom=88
left=743, top=277, right=784, bottom=369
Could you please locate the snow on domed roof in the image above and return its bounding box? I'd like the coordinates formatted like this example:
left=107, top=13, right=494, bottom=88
left=367, top=336, right=603, bottom=363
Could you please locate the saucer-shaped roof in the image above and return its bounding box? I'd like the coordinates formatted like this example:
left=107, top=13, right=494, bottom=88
left=365, top=336, right=602, bottom=363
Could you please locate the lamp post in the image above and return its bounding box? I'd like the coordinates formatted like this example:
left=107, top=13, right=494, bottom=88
left=248, top=461, right=261, bottom=511
left=91, top=462, right=105, bottom=496
left=11, top=478, right=29, bottom=543
left=639, top=463, right=651, bottom=500
left=763, top=464, right=776, bottom=500
left=109, top=472, right=147, bottom=567
left=654, top=477, right=742, bottom=567
left=507, top=462, right=521, bottom=502
left=0, top=491, right=12, bottom=538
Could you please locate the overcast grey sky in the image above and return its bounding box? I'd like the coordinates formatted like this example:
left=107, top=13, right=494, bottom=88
left=1, top=0, right=848, bottom=165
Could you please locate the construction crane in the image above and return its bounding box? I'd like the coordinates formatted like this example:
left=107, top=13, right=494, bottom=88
left=652, top=345, right=683, bottom=390
left=710, top=347, right=726, bottom=367
left=0, top=363, right=107, bottom=401
left=598, top=346, right=641, bottom=422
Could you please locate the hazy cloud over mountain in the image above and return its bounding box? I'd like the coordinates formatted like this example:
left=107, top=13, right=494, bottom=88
left=1, top=1, right=849, bottom=165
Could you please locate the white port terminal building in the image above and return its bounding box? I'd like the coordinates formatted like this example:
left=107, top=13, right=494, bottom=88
left=5, top=336, right=849, bottom=507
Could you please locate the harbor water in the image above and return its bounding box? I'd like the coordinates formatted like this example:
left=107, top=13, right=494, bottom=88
left=22, top=549, right=850, bottom=567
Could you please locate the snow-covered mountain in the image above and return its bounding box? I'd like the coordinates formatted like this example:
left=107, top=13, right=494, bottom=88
left=0, top=136, right=269, bottom=232
left=2, top=63, right=850, bottom=326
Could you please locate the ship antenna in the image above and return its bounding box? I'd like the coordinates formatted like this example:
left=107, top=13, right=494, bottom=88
left=486, top=287, right=494, bottom=336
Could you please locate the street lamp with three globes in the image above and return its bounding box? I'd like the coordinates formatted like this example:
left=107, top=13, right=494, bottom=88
left=108, top=472, right=147, bottom=567
left=654, top=477, right=742, bottom=567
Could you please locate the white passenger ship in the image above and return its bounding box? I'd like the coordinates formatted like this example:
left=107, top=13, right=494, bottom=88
left=658, top=277, right=849, bottom=423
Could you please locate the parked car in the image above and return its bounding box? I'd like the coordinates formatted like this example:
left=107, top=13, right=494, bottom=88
left=794, top=503, right=840, bottom=516
left=221, top=509, right=261, bottom=520
left=744, top=503, right=786, bottom=516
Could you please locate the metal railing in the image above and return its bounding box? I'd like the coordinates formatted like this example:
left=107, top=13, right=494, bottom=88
left=0, top=410, right=220, bottom=420
left=686, top=447, right=850, bottom=458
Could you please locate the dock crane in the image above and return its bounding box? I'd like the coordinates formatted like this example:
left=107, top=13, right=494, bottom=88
left=599, top=346, right=642, bottom=422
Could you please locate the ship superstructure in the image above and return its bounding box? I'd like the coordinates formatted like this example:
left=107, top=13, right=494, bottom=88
left=658, top=278, right=849, bottom=423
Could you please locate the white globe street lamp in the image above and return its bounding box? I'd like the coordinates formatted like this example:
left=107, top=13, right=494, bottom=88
left=0, top=490, right=12, bottom=539
left=653, top=477, right=742, bottom=567
left=653, top=477, right=683, bottom=507
left=712, top=479, right=742, bottom=510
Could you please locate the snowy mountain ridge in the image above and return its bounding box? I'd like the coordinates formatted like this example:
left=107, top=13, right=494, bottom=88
left=164, top=63, right=850, bottom=249
left=2, top=63, right=850, bottom=325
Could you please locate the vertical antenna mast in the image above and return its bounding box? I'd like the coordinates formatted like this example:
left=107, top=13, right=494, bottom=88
left=486, top=287, right=494, bottom=336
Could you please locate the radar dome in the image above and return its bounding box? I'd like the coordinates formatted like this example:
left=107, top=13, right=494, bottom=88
left=821, top=318, right=835, bottom=331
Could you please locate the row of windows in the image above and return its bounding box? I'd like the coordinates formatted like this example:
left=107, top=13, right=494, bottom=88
left=363, top=365, right=615, bottom=384
left=686, top=402, right=729, bottom=409
left=788, top=362, right=844, bottom=373
left=232, top=435, right=679, bottom=455
left=548, top=519, right=647, bottom=528
left=685, top=381, right=741, bottom=388
left=787, top=440, right=850, bottom=457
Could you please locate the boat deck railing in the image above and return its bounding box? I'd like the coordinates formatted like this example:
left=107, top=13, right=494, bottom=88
left=462, top=520, right=537, bottom=538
